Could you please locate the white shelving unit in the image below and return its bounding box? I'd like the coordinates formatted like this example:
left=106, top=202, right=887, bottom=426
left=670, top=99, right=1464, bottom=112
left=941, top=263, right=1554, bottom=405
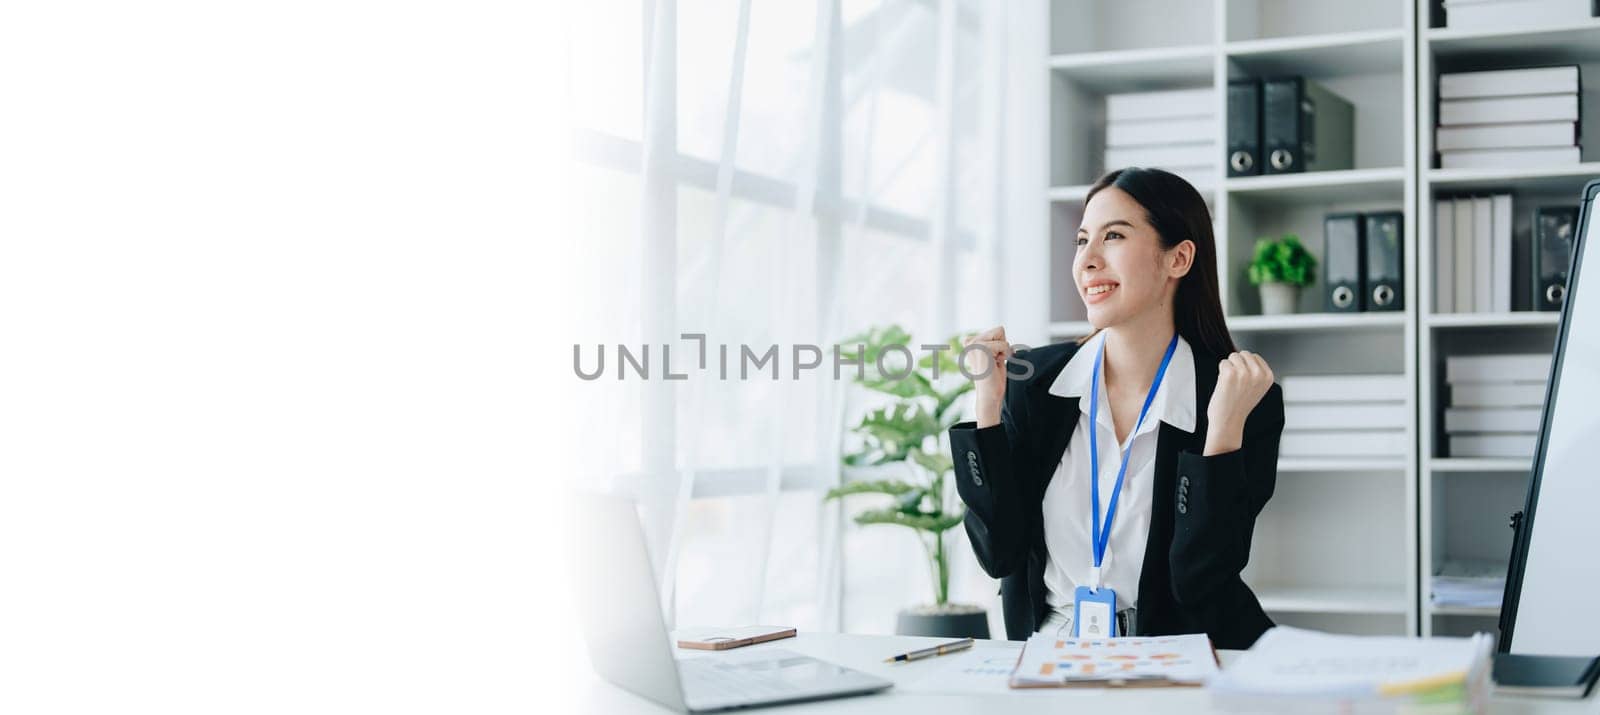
left=1225, top=168, right=1406, bottom=203
left=1415, top=0, right=1600, bottom=641
left=1228, top=311, right=1406, bottom=333
left=1045, top=0, right=1418, bottom=636
left=1281, top=457, right=1409, bottom=473
left=1426, top=457, right=1532, bottom=473
left=1255, top=584, right=1410, bottom=615
left=1042, top=0, right=1600, bottom=640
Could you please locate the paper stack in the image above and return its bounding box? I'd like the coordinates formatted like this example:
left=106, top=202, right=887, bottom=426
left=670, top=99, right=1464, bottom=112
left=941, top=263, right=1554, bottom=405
left=1443, top=0, right=1593, bottom=31
left=1432, top=194, right=1513, bottom=313
left=1444, top=354, right=1550, bottom=458
left=1278, top=375, right=1409, bottom=459
left=1432, top=558, right=1506, bottom=610
left=1103, top=87, right=1215, bottom=189
left=1210, top=626, right=1494, bottom=713
left=1436, top=66, right=1580, bottom=170
left=1009, top=632, right=1218, bottom=688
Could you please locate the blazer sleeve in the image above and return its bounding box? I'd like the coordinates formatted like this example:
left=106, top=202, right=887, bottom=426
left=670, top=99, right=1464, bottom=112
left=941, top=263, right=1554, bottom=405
left=1167, top=383, right=1284, bottom=631
left=947, top=363, right=1036, bottom=580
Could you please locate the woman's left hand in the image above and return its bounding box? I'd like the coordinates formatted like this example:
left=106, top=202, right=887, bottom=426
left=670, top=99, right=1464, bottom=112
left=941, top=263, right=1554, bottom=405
left=1203, top=351, right=1274, bottom=456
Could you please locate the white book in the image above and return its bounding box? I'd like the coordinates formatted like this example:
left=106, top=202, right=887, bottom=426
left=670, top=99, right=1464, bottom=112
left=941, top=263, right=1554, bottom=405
left=1210, top=627, right=1492, bottom=708
left=1449, top=362, right=1551, bottom=386
left=1444, top=407, right=1544, bottom=433
left=1284, top=404, right=1409, bottom=430
left=1473, top=197, right=1493, bottom=313
left=1444, top=0, right=1593, bottom=31
left=1105, top=88, right=1213, bottom=122
left=1281, top=430, right=1409, bottom=458
left=1104, top=143, right=1214, bottom=171
left=1451, top=382, right=1548, bottom=407
left=1106, top=116, right=1216, bottom=147
left=1432, top=559, right=1507, bottom=609
left=1450, top=433, right=1539, bottom=459
left=1436, top=199, right=1456, bottom=313
left=1446, top=354, right=1552, bottom=383
left=1436, top=121, right=1576, bottom=150
left=1492, top=194, right=1513, bottom=312
left=1438, top=93, right=1579, bottom=126
left=1278, top=375, right=1409, bottom=403
left=1440, top=146, right=1582, bottom=169
left=1454, top=198, right=1475, bottom=313
left=1438, top=66, right=1580, bottom=99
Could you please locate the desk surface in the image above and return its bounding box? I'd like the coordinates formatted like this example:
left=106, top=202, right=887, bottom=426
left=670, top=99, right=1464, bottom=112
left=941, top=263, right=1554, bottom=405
left=574, top=631, right=1600, bottom=714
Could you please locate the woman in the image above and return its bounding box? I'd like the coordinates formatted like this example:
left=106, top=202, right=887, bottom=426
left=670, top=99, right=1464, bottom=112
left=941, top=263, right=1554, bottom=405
left=950, top=167, right=1283, bottom=649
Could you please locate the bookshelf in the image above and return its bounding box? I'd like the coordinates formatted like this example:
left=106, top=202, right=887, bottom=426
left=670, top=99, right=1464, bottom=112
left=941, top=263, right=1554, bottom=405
left=1426, top=17, right=1600, bottom=62
left=1280, top=457, right=1409, bottom=473
left=1415, top=0, right=1599, bottom=640
left=1042, top=0, right=1600, bottom=640
left=1228, top=311, right=1406, bottom=333
left=1254, top=584, right=1410, bottom=615
left=1045, top=0, right=1418, bottom=636
left=1224, top=167, right=1407, bottom=203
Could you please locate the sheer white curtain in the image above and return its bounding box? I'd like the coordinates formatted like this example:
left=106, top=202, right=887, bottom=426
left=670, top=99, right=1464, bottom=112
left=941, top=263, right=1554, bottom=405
left=566, top=0, right=1030, bottom=635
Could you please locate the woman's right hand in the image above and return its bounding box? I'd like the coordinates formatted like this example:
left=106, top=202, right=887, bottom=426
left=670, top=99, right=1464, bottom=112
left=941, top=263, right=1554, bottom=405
left=963, top=325, right=1011, bottom=429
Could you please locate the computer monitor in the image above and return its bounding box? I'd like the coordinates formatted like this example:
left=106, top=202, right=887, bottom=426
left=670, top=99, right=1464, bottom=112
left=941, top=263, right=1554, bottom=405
left=1501, top=179, right=1600, bottom=656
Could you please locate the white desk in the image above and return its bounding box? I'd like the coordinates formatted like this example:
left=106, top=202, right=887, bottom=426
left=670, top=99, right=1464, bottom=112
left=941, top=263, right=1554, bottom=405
left=574, top=632, right=1600, bottom=714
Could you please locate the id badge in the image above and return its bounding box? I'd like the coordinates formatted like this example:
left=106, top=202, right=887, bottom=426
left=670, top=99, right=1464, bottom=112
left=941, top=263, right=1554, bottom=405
left=1072, top=585, right=1117, bottom=638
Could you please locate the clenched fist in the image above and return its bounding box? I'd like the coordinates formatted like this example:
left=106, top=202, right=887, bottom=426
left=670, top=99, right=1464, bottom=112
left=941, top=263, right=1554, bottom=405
left=963, top=326, right=1011, bottom=429
left=1203, top=351, right=1274, bottom=456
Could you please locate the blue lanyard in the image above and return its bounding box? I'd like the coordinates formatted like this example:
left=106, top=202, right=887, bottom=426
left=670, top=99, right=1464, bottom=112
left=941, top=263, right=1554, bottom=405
left=1088, top=333, right=1179, bottom=577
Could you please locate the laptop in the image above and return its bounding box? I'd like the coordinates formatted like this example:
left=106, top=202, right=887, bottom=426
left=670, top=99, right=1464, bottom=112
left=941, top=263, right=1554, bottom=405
left=571, top=493, right=892, bottom=712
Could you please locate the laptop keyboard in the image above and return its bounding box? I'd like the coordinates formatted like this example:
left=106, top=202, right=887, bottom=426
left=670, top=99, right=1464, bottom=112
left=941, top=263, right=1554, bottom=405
left=679, top=658, right=795, bottom=702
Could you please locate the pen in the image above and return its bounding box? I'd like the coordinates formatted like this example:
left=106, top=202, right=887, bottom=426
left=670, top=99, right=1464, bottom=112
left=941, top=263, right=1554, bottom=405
left=884, top=638, right=975, bottom=663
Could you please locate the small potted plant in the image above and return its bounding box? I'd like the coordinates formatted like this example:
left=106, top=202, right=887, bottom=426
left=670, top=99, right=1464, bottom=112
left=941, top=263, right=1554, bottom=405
left=1248, top=234, right=1317, bottom=315
left=824, top=324, right=988, bottom=639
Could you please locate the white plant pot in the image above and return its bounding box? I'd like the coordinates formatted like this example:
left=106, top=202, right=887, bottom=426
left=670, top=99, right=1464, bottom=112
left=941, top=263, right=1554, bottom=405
left=1259, top=282, right=1300, bottom=316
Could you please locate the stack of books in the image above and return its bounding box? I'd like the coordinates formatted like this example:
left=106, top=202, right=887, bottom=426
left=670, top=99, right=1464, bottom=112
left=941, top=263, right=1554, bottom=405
left=1443, top=0, right=1593, bottom=31
left=1278, top=375, right=1409, bottom=459
left=1432, top=194, right=1513, bottom=314
left=1103, top=87, right=1215, bottom=188
left=1211, top=626, right=1494, bottom=713
left=1432, top=558, right=1506, bottom=610
left=1444, top=354, right=1551, bottom=459
left=1436, top=66, right=1581, bottom=170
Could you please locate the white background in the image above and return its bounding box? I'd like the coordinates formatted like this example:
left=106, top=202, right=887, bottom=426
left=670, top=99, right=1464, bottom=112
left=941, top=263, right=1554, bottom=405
left=0, top=2, right=581, bottom=711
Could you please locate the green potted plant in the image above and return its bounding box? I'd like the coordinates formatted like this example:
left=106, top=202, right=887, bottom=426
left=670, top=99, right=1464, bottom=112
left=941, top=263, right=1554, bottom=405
left=824, top=324, right=988, bottom=638
left=1248, top=234, right=1317, bottom=315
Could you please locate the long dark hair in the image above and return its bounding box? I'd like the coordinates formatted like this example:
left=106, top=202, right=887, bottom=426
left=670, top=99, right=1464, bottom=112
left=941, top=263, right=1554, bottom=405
left=1078, top=167, right=1236, bottom=357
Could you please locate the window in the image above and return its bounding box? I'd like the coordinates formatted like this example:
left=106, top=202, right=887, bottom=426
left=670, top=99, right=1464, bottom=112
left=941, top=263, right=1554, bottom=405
left=567, top=0, right=1009, bottom=633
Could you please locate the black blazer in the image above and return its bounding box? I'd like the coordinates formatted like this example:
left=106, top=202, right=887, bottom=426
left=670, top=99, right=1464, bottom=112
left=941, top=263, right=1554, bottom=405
left=949, top=339, right=1284, bottom=649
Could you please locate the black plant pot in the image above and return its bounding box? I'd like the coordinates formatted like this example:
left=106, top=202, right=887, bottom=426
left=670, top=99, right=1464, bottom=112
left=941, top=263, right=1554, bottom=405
left=894, top=603, right=990, bottom=639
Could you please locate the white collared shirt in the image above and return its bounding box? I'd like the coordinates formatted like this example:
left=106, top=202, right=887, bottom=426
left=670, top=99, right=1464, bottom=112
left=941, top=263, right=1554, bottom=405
left=1040, top=331, right=1197, bottom=615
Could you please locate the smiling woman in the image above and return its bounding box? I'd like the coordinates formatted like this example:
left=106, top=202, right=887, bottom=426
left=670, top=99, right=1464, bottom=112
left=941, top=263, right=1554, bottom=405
left=1074, top=168, right=1235, bottom=360
left=950, top=167, right=1287, bottom=648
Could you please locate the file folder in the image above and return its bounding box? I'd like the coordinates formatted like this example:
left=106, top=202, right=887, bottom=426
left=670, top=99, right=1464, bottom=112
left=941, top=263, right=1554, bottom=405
left=1534, top=206, right=1578, bottom=311
left=1324, top=212, right=1365, bottom=312
left=1263, top=76, right=1354, bottom=174
left=1227, top=80, right=1262, bottom=177
left=1363, top=211, right=1404, bottom=312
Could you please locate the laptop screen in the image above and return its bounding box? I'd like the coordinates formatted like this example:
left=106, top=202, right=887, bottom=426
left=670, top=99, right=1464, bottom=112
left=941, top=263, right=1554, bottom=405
left=1503, top=180, right=1600, bottom=656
